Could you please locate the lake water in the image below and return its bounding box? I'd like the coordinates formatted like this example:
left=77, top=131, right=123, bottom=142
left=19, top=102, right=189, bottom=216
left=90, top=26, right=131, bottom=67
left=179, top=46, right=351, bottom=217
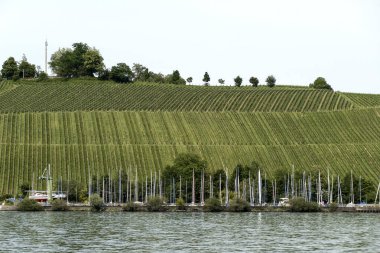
left=0, top=212, right=379, bottom=252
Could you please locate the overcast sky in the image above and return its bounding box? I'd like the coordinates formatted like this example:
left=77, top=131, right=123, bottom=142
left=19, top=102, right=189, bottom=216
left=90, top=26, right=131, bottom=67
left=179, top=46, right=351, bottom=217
left=1, top=0, right=379, bottom=93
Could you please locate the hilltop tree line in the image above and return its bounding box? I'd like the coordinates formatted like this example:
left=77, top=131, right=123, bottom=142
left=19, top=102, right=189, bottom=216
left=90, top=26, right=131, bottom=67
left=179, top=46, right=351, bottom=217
left=0, top=55, right=38, bottom=80
left=1, top=42, right=332, bottom=90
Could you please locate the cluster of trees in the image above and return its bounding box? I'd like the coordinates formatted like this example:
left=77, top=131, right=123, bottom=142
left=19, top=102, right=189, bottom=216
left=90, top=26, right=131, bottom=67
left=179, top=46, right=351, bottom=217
left=1, top=42, right=333, bottom=89
left=99, top=64, right=186, bottom=85
left=48, top=42, right=187, bottom=84
left=200, top=73, right=275, bottom=87
left=49, top=42, right=104, bottom=78
left=1, top=55, right=38, bottom=80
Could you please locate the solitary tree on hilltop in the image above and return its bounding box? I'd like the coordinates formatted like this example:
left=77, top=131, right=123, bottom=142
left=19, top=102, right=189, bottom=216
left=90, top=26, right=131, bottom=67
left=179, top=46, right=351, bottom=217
left=266, top=75, right=276, bottom=87
left=186, top=77, right=193, bottom=84
left=309, top=77, right=332, bottom=90
left=218, top=78, right=225, bottom=85
left=249, top=76, right=259, bottom=87
left=234, top=76, right=243, bottom=87
left=203, top=72, right=210, bottom=86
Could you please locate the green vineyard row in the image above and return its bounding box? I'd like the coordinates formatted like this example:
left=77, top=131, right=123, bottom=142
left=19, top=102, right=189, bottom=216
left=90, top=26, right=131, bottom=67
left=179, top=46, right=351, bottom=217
left=0, top=81, right=354, bottom=112
left=342, top=92, right=380, bottom=108
left=1, top=143, right=379, bottom=195
left=0, top=110, right=379, bottom=146
left=0, top=109, right=380, bottom=194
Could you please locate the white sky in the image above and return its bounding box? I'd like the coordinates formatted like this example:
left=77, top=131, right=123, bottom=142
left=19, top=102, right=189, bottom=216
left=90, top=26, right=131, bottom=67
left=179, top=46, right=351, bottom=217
left=1, top=0, right=379, bottom=93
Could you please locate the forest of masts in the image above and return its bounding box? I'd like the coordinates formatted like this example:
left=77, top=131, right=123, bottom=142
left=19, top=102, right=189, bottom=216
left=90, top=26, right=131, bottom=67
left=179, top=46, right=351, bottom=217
left=44, top=166, right=380, bottom=207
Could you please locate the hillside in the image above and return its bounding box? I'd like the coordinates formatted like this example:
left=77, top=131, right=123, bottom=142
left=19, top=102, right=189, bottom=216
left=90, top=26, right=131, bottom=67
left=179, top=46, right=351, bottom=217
left=341, top=92, right=380, bottom=108
left=0, top=80, right=353, bottom=112
left=0, top=80, right=379, bottom=194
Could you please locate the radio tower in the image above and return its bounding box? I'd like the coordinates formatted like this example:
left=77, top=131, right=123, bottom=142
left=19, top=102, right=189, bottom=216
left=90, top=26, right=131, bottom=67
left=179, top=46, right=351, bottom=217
left=45, top=40, right=48, bottom=74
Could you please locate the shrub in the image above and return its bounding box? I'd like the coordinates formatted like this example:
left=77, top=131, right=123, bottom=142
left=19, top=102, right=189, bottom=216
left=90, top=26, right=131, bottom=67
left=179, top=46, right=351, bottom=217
left=0, top=194, right=13, bottom=202
left=289, top=197, right=321, bottom=212
left=204, top=197, right=223, bottom=212
left=51, top=199, right=69, bottom=211
left=89, top=194, right=105, bottom=212
left=37, top=72, right=49, bottom=82
left=328, top=202, right=338, bottom=212
left=122, top=202, right=139, bottom=212
left=228, top=198, right=251, bottom=212
left=17, top=198, right=44, bottom=211
left=147, top=196, right=166, bottom=212
left=176, top=198, right=186, bottom=210
left=12, top=75, right=20, bottom=81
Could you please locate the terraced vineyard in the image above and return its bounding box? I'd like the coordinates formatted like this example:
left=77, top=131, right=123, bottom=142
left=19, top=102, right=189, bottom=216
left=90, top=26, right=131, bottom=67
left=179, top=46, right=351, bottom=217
left=0, top=80, right=353, bottom=112
left=0, top=108, right=380, bottom=194
left=342, top=92, right=380, bottom=108
left=0, top=80, right=379, bottom=194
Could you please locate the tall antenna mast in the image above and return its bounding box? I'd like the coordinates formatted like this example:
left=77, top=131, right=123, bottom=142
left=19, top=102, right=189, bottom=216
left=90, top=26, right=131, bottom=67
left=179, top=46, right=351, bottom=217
left=45, top=40, right=48, bottom=74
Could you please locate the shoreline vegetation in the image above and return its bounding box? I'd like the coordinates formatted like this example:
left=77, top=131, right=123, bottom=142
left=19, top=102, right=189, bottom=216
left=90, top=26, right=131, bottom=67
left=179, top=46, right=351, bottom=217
left=2, top=202, right=380, bottom=213
left=2, top=153, right=380, bottom=213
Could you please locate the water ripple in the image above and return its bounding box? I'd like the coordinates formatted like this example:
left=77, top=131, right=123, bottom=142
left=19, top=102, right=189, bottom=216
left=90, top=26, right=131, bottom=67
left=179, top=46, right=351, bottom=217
left=0, top=212, right=379, bottom=252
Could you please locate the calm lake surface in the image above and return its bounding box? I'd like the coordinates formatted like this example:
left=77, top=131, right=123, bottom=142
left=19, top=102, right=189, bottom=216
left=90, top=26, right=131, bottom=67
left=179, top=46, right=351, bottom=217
left=0, top=212, right=379, bottom=252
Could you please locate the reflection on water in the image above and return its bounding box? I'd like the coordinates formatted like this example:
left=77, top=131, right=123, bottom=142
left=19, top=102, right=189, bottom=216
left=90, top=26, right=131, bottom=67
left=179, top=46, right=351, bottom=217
left=0, top=212, right=379, bottom=252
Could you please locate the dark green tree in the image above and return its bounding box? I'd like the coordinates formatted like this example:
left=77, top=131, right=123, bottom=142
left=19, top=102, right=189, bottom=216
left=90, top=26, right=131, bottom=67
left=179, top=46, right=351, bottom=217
left=49, top=42, right=104, bottom=78
left=234, top=75, right=243, bottom=87
left=62, top=179, right=87, bottom=202
left=18, top=55, right=36, bottom=78
left=218, top=79, right=225, bottom=85
left=49, top=48, right=75, bottom=78
left=19, top=182, right=31, bottom=197
left=266, top=75, right=276, bottom=87
left=341, top=173, right=376, bottom=204
left=98, top=69, right=110, bottom=81
left=110, top=63, right=133, bottom=83
left=83, top=48, right=104, bottom=76
left=166, top=70, right=186, bottom=85
left=132, top=63, right=150, bottom=82
left=249, top=76, right=259, bottom=87
left=1, top=57, right=18, bottom=80
left=172, top=70, right=181, bottom=83
left=229, top=162, right=261, bottom=189
left=163, top=153, right=207, bottom=203
left=309, top=77, right=332, bottom=90
left=72, top=42, right=90, bottom=76
left=148, top=72, right=166, bottom=83
left=186, top=77, right=193, bottom=84
left=203, top=72, right=210, bottom=86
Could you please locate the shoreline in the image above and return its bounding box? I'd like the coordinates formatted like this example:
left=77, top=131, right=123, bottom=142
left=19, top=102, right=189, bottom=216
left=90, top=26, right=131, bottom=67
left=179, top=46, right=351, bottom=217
left=2, top=204, right=380, bottom=213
